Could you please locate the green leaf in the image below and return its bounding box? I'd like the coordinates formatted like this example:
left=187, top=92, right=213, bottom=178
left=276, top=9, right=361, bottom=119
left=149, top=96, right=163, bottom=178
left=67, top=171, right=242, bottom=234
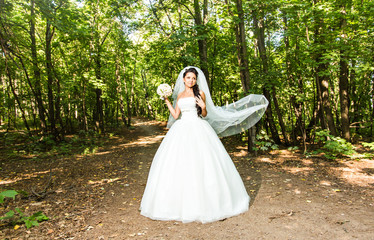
left=0, top=190, right=18, bottom=203
left=0, top=210, right=15, bottom=220
left=25, top=219, right=35, bottom=229
left=15, top=208, right=24, bottom=217
left=31, top=211, right=49, bottom=222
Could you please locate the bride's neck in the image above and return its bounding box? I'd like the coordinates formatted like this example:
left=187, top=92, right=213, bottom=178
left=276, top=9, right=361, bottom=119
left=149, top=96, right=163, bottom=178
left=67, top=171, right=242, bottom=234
left=185, top=88, right=194, bottom=94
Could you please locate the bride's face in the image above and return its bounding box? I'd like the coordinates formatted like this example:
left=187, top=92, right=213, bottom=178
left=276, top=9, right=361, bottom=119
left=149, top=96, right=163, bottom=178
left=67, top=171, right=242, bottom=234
left=184, top=72, right=197, bottom=88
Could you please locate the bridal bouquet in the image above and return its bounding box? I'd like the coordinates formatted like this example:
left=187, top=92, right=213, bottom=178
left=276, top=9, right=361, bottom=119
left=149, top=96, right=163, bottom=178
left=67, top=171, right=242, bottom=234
left=157, top=83, right=172, bottom=100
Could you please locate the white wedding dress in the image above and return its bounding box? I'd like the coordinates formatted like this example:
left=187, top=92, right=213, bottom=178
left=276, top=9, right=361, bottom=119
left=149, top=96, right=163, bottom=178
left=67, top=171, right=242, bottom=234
left=140, top=97, right=250, bottom=223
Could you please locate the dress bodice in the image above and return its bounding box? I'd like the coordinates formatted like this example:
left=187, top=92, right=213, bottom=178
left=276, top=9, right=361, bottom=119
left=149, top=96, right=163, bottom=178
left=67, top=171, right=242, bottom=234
left=178, top=97, right=198, bottom=119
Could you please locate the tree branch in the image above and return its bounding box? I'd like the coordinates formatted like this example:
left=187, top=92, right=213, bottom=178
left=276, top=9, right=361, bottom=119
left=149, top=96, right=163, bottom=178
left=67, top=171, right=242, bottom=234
left=149, top=0, right=170, bottom=36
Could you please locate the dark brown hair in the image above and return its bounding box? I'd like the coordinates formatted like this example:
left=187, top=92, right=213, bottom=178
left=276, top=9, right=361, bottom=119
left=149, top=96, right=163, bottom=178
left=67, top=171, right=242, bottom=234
left=183, top=68, right=202, bottom=117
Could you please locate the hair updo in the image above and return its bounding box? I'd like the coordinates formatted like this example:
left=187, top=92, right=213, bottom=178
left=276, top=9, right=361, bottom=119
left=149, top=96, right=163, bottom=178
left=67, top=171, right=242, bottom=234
left=183, top=68, right=202, bottom=117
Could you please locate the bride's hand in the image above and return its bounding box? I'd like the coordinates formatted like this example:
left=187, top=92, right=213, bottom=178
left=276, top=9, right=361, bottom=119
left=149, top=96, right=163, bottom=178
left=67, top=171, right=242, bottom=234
left=195, top=95, right=206, bottom=109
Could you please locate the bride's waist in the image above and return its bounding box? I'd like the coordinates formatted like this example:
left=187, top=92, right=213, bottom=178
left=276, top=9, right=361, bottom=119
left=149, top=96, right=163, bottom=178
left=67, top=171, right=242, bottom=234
left=181, top=110, right=198, bottom=119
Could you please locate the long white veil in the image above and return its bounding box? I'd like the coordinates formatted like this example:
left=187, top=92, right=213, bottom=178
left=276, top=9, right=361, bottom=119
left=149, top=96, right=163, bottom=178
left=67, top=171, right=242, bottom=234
left=167, top=66, right=268, bottom=137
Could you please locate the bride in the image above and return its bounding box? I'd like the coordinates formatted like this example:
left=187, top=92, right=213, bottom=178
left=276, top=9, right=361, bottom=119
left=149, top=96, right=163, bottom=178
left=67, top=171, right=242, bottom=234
left=140, top=67, right=268, bottom=223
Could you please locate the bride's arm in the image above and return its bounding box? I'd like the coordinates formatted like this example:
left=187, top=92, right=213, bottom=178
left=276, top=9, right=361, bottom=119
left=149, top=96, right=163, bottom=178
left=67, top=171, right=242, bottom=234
left=164, top=97, right=181, bottom=119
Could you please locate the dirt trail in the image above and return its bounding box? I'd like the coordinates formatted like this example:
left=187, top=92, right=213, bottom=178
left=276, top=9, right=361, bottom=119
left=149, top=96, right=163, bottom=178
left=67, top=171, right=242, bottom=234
left=1, top=118, right=374, bottom=239
left=80, top=119, right=374, bottom=240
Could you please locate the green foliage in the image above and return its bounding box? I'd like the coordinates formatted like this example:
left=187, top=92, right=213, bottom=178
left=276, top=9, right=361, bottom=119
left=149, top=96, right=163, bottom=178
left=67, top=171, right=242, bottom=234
left=0, top=190, right=49, bottom=229
left=24, top=135, right=57, bottom=153
left=288, top=146, right=299, bottom=151
left=0, top=190, right=18, bottom=203
left=312, top=130, right=357, bottom=160
left=1, top=0, right=373, bottom=147
left=83, top=146, right=99, bottom=155
left=253, top=130, right=279, bottom=152
left=14, top=209, right=49, bottom=229
left=287, top=146, right=299, bottom=153
left=3, top=130, right=103, bottom=159
left=1, top=208, right=49, bottom=229
left=362, top=142, right=374, bottom=151
left=314, top=129, right=331, bottom=144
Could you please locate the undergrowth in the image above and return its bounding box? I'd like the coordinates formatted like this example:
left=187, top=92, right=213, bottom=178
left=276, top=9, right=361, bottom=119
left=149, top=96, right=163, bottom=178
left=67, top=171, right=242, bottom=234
left=253, top=130, right=279, bottom=153
left=0, top=190, right=48, bottom=229
left=2, top=130, right=106, bottom=159
left=309, top=129, right=357, bottom=160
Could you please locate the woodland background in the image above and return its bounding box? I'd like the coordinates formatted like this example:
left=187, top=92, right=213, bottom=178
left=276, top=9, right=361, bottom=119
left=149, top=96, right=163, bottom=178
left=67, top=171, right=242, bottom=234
left=1, top=0, right=374, bottom=149
left=1, top=0, right=374, bottom=238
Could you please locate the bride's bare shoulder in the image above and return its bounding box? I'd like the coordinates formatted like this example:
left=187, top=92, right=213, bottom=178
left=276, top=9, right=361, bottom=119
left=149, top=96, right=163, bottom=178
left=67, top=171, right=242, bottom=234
left=177, top=92, right=184, bottom=100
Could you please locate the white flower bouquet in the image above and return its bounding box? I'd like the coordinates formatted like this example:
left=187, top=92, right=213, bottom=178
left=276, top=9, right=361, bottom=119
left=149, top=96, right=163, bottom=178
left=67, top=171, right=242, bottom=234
left=157, top=83, right=172, bottom=100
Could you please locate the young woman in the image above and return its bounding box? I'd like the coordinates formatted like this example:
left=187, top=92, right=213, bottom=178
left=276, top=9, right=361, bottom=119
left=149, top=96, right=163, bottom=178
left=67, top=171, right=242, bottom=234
left=140, top=67, right=268, bottom=223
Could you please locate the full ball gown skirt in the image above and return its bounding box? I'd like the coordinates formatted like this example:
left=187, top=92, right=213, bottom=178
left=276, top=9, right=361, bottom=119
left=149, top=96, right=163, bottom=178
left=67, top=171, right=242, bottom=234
left=140, top=97, right=250, bottom=223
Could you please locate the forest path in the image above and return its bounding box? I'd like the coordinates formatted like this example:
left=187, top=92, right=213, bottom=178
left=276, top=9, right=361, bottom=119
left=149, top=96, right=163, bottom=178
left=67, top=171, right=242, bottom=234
left=1, top=118, right=374, bottom=239
left=78, top=119, right=374, bottom=240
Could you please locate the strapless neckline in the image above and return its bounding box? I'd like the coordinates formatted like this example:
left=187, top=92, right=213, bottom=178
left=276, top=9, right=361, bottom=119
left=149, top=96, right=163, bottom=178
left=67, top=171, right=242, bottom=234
left=178, top=97, right=195, bottom=101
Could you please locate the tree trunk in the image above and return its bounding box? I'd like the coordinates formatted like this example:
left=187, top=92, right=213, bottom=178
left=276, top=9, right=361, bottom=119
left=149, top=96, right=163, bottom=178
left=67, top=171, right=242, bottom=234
left=94, top=42, right=104, bottom=133
left=314, top=69, right=327, bottom=130
left=283, top=15, right=305, bottom=149
left=53, top=66, right=63, bottom=133
left=141, top=70, right=153, bottom=119
left=193, top=0, right=209, bottom=84
left=128, top=58, right=136, bottom=126
left=235, top=0, right=251, bottom=93
left=339, top=53, right=350, bottom=140
left=81, top=74, right=88, bottom=131
left=91, top=5, right=112, bottom=134
left=30, top=0, right=47, bottom=134
left=371, top=69, right=374, bottom=137
left=339, top=6, right=350, bottom=141
left=45, top=20, right=57, bottom=138
left=253, top=11, right=281, bottom=144
left=225, top=0, right=251, bottom=93
left=263, top=88, right=281, bottom=144
left=6, top=84, right=13, bottom=131
left=226, top=0, right=254, bottom=151
left=115, top=60, right=127, bottom=126
left=123, top=66, right=131, bottom=127
left=272, top=88, right=289, bottom=145
left=210, top=35, right=217, bottom=96
left=313, top=0, right=337, bottom=136
left=296, top=75, right=307, bottom=152
left=318, top=64, right=337, bottom=136
left=5, top=63, right=30, bottom=131
left=0, top=72, right=4, bottom=126
left=350, top=60, right=359, bottom=136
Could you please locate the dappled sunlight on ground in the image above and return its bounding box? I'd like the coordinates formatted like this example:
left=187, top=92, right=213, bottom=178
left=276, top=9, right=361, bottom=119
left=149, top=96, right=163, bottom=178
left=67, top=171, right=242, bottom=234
left=257, top=157, right=273, bottom=164
left=94, top=151, right=112, bottom=155
left=262, top=149, right=374, bottom=188
left=132, top=119, right=167, bottom=127
left=88, top=177, right=121, bottom=187
left=319, top=180, right=332, bottom=186
left=118, top=135, right=165, bottom=148
left=293, top=189, right=302, bottom=194
left=233, top=149, right=249, bottom=157
left=332, top=159, right=374, bottom=187
left=229, top=146, right=374, bottom=188
left=282, top=166, right=313, bottom=174
left=0, top=168, right=63, bottom=186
